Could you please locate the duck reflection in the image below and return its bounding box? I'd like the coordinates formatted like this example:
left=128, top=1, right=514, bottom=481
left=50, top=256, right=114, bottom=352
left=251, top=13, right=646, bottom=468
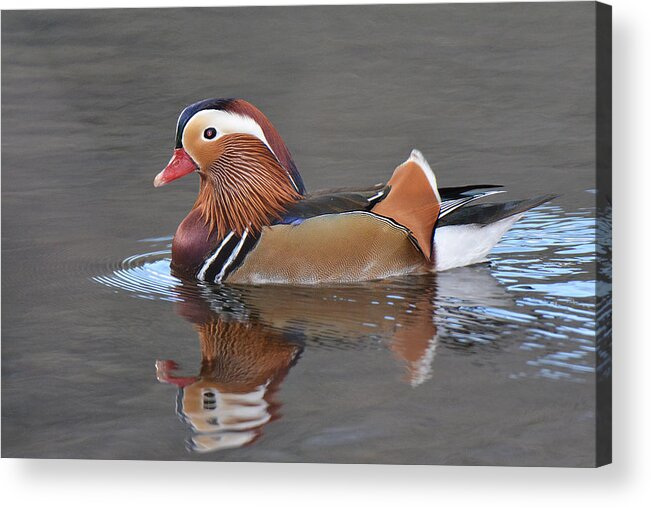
left=156, top=290, right=301, bottom=452
left=269, top=282, right=440, bottom=385
left=154, top=268, right=507, bottom=453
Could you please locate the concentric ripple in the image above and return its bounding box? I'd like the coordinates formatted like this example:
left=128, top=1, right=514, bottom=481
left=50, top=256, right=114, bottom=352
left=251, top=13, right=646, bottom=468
left=92, top=238, right=186, bottom=302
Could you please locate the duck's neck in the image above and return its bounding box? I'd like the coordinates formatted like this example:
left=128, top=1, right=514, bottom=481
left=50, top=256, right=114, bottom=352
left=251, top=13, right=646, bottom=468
left=226, top=99, right=306, bottom=195
left=193, top=134, right=302, bottom=240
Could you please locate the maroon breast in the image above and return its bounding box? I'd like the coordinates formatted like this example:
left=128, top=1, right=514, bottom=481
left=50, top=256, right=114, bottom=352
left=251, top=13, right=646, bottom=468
left=171, top=208, right=223, bottom=278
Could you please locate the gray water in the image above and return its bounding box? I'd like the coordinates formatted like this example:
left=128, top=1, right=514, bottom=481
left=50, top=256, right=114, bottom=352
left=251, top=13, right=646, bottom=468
left=2, top=3, right=602, bottom=465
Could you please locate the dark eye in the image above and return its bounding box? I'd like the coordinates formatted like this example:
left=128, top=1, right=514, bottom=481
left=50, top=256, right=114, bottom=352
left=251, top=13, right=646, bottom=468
left=203, top=127, right=217, bottom=140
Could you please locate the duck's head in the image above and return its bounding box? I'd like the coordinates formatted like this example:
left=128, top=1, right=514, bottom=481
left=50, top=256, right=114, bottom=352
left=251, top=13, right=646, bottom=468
left=154, top=98, right=305, bottom=238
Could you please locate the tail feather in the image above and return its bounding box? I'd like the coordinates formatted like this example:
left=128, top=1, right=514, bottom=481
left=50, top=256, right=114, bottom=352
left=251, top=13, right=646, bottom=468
left=439, top=190, right=506, bottom=218
left=439, top=184, right=504, bottom=200
left=438, top=194, right=558, bottom=227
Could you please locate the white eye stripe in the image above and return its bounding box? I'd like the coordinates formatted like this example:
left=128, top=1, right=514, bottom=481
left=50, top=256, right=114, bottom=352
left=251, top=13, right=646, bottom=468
left=183, top=109, right=274, bottom=155
left=181, top=109, right=302, bottom=191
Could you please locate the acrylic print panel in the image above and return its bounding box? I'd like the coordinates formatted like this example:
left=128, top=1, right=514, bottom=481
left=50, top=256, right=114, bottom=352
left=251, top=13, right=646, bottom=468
left=1, top=2, right=611, bottom=465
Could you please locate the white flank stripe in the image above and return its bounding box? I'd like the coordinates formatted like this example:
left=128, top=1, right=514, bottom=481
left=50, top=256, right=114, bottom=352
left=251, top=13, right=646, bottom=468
left=215, top=229, right=249, bottom=282
left=197, top=231, right=235, bottom=281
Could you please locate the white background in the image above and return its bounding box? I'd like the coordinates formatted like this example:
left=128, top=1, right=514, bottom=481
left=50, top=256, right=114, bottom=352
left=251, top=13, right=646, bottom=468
left=1, top=0, right=649, bottom=505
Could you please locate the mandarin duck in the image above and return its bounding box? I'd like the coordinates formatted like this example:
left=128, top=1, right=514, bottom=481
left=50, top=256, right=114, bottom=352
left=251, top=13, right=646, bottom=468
left=154, top=98, right=554, bottom=284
